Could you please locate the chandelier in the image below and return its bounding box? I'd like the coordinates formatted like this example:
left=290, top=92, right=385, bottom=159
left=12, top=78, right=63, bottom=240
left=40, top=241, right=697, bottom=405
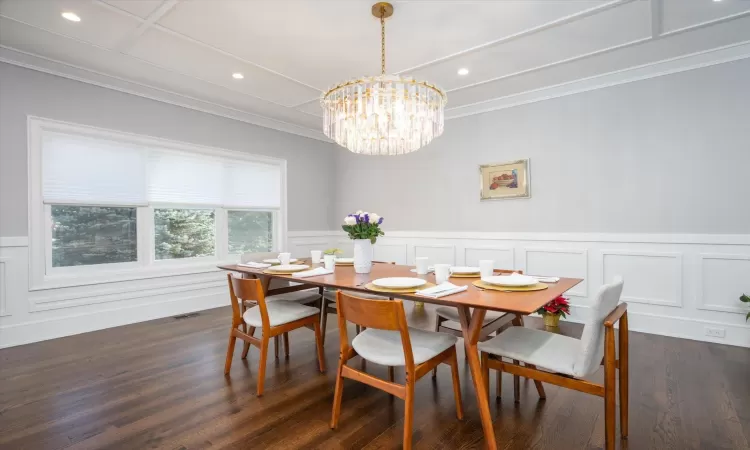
left=320, top=2, right=447, bottom=156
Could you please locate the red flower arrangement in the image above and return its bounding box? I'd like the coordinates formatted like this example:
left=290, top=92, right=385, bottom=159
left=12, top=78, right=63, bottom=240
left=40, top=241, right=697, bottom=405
left=536, top=295, right=570, bottom=318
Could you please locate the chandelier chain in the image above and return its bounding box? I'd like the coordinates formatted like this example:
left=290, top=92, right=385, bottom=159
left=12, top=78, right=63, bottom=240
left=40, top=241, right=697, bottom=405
left=380, top=6, right=386, bottom=75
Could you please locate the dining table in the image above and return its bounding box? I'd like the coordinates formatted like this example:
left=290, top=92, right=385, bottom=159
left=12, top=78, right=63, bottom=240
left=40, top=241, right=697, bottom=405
left=218, top=260, right=583, bottom=449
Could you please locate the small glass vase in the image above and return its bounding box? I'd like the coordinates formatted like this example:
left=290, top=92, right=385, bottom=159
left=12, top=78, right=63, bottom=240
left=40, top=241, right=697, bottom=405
left=352, top=239, right=373, bottom=274
left=543, top=314, right=561, bottom=328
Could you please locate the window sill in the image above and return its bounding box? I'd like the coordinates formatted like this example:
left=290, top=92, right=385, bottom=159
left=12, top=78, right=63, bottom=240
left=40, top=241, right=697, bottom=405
left=31, top=258, right=240, bottom=291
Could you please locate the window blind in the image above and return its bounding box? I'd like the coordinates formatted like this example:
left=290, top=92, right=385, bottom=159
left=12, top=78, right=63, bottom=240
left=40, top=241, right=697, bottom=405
left=224, top=160, right=282, bottom=208
left=147, top=149, right=224, bottom=205
left=42, top=132, right=147, bottom=205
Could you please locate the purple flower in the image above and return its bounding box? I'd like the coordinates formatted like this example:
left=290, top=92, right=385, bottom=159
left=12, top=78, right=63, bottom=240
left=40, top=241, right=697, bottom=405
left=363, top=213, right=370, bottom=223
left=355, top=214, right=361, bottom=224
left=378, top=217, right=383, bottom=225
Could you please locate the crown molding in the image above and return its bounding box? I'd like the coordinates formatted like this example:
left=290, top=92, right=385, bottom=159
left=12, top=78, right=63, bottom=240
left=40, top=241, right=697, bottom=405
left=0, top=47, right=331, bottom=144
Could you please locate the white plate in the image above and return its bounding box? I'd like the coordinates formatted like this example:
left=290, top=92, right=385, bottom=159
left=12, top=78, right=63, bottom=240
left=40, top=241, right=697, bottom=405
left=335, top=257, right=354, bottom=263
left=483, top=274, right=537, bottom=287
left=372, top=277, right=427, bottom=289
left=450, top=266, right=480, bottom=274
left=267, top=264, right=310, bottom=272
left=263, top=258, right=298, bottom=264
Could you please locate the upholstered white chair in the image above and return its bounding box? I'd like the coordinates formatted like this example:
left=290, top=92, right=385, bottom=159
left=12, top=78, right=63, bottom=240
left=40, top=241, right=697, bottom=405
left=479, top=277, right=628, bottom=450
left=330, top=291, right=463, bottom=450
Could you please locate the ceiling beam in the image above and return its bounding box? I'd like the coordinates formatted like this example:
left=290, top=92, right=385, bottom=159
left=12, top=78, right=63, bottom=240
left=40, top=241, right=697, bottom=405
left=114, top=0, right=180, bottom=53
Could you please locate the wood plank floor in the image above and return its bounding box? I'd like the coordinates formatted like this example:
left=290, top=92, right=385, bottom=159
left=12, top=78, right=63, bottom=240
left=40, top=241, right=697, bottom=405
left=1, top=304, right=748, bottom=449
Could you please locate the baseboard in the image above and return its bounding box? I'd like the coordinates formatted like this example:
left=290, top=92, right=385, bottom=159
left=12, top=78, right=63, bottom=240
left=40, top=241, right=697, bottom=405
left=0, top=291, right=227, bottom=348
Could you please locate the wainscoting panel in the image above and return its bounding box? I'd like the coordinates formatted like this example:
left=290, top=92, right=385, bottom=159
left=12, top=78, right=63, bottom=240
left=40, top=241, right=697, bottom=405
left=464, top=247, right=515, bottom=270
left=374, top=243, right=409, bottom=265
left=414, top=245, right=456, bottom=265
left=602, top=251, right=683, bottom=307
left=697, top=253, right=750, bottom=314
left=0, top=258, right=9, bottom=317
left=523, top=248, right=588, bottom=297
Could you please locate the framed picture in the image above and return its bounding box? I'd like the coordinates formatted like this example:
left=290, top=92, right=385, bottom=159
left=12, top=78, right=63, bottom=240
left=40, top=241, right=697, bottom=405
left=479, top=159, right=530, bottom=200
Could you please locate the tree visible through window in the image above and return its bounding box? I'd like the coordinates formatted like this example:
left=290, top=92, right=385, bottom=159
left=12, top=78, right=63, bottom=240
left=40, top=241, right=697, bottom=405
left=154, top=209, right=215, bottom=260
left=228, top=211, right=274, bottom=253
left=51, top=205, right=138, bottom=267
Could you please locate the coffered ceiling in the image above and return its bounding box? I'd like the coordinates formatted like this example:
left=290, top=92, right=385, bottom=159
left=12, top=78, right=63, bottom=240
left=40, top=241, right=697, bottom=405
left=1, top=0, right=749, bottom=142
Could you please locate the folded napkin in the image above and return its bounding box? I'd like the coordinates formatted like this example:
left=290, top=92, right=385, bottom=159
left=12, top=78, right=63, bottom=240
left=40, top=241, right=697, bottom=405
left=292, top=267, right=334, bottom=278
left=416, top=282, right=468, bottom=298
left=238, top=262, right=272, bottom=269
left=530, top=275, right=560, bottom=283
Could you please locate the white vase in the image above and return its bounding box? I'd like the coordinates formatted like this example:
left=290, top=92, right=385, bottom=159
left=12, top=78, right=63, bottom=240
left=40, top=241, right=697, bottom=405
left=352, top=239, right=373, bottom=274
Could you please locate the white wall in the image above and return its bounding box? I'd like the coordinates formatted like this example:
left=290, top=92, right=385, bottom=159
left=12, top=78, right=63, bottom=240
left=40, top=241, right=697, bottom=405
left=0, top=63, right=336, bottom=348
left=327, top=58, right=750, bottom=347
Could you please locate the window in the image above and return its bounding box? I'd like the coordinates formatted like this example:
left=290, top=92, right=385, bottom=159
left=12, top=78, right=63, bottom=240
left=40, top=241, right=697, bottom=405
left=154, top=208, right=216, bottom=260
left=51, top=205, right=137, bottom=267
left=228, top=210, right=274, bottom=254
left=29, top=117, right=286, bottom=289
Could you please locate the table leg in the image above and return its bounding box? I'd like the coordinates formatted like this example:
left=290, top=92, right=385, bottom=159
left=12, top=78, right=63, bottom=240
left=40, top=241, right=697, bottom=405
left=457, top=306, right=496, bottom=450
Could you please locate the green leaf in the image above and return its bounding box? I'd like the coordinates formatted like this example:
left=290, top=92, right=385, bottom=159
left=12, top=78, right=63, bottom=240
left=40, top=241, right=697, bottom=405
left=740, top=294, right=750, bottom=303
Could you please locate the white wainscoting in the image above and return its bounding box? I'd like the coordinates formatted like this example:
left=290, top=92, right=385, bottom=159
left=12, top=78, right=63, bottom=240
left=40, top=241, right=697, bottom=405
left=289, top=230, right=750, bottom=348
left=0, top=238, right=228, bottom=348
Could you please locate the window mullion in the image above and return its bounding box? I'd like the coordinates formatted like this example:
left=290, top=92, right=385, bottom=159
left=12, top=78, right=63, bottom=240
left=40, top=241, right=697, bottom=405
left=216, top=207, right=228, bottom=261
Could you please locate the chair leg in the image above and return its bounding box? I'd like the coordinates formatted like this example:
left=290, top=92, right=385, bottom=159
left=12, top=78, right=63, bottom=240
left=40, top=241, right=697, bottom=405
left=274, top=336, right=280, bottom=359
left=403, top=376, right=415, bottom=450
left=526, top=364, right=546, bottom=399
left=330, top=359, right=345, bottom=429
left=450, top=350, right=464, bottom=420
left=432, top=317, right=443, bottom=378
left=496, top=370, right=502, bottom=400
left=241, top=327, right=255, bottom=360
left=313, top=321, right=326, bottom=372
left=480, top=352, right=490, bottom=398
left=224, top=329, right=236, bottom=375
left=513, top=359, right=521, bottom=403
left=320, top=300, right=329, bottom=347
left=257, top=337, right=269, bottom=397
left=283, top=332, right=290, bottom=358
left=388, top=366, right=395, bottom=382
left=604, top=328, right=617, bottom=450
left=620, top=312, right=629, bottom=439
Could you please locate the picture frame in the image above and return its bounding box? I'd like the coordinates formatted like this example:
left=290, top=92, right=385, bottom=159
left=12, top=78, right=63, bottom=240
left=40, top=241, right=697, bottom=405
left=479, top=159, right=530, bottom=200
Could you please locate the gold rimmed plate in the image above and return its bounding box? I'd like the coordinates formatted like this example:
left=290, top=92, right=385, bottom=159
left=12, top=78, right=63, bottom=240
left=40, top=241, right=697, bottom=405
left=364, top=282, right=436, bottom=294
left=472, top=280, right=548, bottom=292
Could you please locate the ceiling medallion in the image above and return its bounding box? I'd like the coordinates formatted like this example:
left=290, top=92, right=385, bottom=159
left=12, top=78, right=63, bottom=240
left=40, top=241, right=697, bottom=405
left=320, top=2, right=447, bottom=156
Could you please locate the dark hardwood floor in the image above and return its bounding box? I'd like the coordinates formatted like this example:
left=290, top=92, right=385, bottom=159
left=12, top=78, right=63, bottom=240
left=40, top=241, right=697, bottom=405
left=1, top=304, right=748, bottom=449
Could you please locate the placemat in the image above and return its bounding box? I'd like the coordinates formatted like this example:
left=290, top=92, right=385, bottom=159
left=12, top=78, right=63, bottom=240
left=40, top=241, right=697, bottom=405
left=263, top=267, right=309, bottom=275
left=472, top=280, right=548, bottom=292
left=364, top=282, right=436, bottom=294
left=450, top=272, right=480, bottom=278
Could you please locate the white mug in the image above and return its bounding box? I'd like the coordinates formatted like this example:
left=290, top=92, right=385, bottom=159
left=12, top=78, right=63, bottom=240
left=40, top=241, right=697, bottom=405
left=479, top=260, right=494, bottom=279
left=434, top=264, right=451, bottom=284
left=323, top=254, right=336, bottom=270
left=415, top=257, right=429, bottom=275
left=278, top=252, right=292, bottom=265
left=310, top=250, right=322, bottom=264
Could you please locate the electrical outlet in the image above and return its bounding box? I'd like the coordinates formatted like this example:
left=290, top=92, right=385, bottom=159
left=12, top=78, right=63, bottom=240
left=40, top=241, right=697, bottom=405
left=705, top=327, right=726, bottom=338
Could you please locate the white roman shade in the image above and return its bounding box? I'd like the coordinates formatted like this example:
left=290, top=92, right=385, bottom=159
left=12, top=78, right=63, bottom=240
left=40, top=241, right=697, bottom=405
left=224, top=160, right=282, bottom=208
left=148, top=149, right=224, bottom=205
left=42, top=132, right=147, bottom=205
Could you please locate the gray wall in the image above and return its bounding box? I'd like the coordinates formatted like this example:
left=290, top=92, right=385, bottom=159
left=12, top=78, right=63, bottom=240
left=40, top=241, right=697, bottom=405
left=334, top=58, right=750, bottom=234
left=0, top=63, right=336, bottom=236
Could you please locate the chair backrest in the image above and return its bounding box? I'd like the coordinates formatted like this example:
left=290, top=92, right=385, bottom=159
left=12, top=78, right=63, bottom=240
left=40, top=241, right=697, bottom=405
left=573, top=277, right=624, bottom=377
left=240, top=252, right=279, bottom=263
left=227, top=274, right=269, bottom=329
left=335, top=291, right=415, bottom=367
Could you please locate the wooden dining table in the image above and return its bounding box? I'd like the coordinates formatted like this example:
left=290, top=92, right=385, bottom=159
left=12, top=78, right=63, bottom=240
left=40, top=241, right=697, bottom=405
left=219, top=261, right=583, bottom=449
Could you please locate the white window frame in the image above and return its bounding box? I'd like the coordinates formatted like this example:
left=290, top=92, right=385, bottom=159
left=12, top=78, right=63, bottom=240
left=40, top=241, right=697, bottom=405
left=27, top=116, right=288, bottom=291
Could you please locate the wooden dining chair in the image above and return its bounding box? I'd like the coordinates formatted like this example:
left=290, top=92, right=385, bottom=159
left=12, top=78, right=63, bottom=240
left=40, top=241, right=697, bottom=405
left=432, top=269, right=521, bottom=379
left=330, top=291, right=464, bottom=450
left=320, top=261, right=395, bottom=345
left=224, top=274, right=326, bottom=396
left=478, top=277, right=627, bottom=450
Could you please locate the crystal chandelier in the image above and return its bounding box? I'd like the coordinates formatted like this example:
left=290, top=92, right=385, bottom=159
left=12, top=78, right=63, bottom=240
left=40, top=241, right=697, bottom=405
left=320, top=2, right=447, bottom=156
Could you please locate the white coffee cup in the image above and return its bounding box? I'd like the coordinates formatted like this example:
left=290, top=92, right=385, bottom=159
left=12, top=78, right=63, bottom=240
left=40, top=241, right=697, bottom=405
left=479, top=260, right=494, bottom=279
left=278, top=252, right=292, bottom=265
left=415, top=257, right=429, bottom=275
left=310, top=250, right=322, bottom=264
left=323, top=254, right=336, bottom=270
left=434, top=264, right=451, bottom=284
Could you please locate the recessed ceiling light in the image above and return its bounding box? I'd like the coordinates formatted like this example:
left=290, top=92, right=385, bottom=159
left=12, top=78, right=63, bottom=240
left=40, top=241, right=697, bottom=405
left=457, top=68, right=469, bottom=76
left=232, top=73, right=244, bottom=80
left=61, top=12, right=81, bottom=22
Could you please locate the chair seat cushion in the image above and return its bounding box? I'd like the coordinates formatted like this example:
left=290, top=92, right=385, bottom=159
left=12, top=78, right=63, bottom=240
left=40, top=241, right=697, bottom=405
left=243, top=301, right=319, bottom=328
left=478, top=326, right=584, bottom=377
left=244, top=288, right=320, bottom=307
left=435, top=307, right=511, bottom=325
left=323, top=289, right=388, bottom=305
left=352, top=328, right=458, bottom=366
